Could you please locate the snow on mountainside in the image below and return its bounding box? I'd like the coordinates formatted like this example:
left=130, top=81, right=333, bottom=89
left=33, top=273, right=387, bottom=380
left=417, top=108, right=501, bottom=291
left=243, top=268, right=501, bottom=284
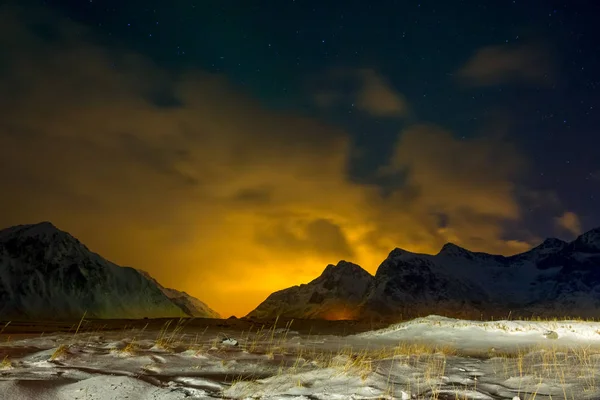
left=247, top=226, right=600, bottom=320
left=569, top=227, right=600, bottom=253
left=161, top=288, right=221, bottom=319
left=0, top=222, right=216, bottom=320
left=361, top=247, right=490, bottom=320
left=137, top=270, right=221, bottom=318
left=247, top=261, right=373, bottom=320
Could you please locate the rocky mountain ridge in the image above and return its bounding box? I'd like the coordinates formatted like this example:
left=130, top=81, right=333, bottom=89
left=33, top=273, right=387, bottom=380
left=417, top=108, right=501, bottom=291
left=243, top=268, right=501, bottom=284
left=248, top=227, right=600, bottom=320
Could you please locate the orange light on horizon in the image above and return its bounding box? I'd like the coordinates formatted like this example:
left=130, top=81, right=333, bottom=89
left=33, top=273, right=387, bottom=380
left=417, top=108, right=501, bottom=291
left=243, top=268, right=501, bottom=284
left=321, top=307, right=360, bottom=321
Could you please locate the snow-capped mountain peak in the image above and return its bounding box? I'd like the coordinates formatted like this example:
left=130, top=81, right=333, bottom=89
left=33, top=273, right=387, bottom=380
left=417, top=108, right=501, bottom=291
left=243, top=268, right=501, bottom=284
left=571, top=227, right=600, bottom=253
left=532, top=237, right=568, bottom=252
left=0, top=221, right=71, bottom=242
left=0, top=222, right=100, bottom=269
left=386, top=247, right=414, bottom=259
left=247, top=226, right=600, bottom=321
left=321, top=260, right=369, bottom=279
left=437, top=242, right=472, bottom=257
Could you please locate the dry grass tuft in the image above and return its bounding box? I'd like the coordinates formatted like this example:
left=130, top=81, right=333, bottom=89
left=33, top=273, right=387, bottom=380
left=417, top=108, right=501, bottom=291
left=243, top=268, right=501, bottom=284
left=121, top=339, right=138, bottom=355
left=154, top=319, right=188, bottom=350
left=0, top=321, right=11, bottom=336
left=50, top=344, right=69, bottom=361
left=0, top=355, right=11, bottom=369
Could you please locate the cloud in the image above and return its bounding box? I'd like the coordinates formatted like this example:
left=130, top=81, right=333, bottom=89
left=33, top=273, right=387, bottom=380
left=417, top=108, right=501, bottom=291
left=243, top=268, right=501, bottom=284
left=0, top=4, right=533, bottom=317
left=379, top=124, right=531, bottom=255
left=313, top=68, right=408, bottom=117
left=519, top=189, right=562, bottom=210
left=313, top=91, right=343, bottom=109
left=354, top=69, right=408, bottom=116
left=256, top=219, right=355, bottom=259
left=457, top=43, right=553, bottom=86
left=555, top=211, right=582, bottom=236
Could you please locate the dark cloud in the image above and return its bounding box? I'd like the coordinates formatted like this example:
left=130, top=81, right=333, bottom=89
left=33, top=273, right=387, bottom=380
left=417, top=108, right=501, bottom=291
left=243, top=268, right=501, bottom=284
left=256, top=219, right=355, bottom=259
left=230, top=186, right=274, bottom=206
left=312, top=68, right=409, bottom=117
left=555, top=211, right=582, bottom=237
left=457, top=43, right=554, bottom=86
left=117, top=133, right=199, bottom=186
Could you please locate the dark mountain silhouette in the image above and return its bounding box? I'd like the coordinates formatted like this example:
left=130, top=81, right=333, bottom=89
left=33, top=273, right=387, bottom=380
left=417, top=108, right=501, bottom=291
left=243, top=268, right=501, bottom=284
left=248, top=228, right=600, bottom=320
left=0, top=222, right=219, bottom=320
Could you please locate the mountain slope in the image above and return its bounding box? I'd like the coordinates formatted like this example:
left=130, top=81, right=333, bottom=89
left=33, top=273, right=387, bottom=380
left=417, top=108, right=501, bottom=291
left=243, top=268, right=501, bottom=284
left=247, top=227, right=600, bottom=320
left=0, top=222, right=217, bottom=320
left=137, top=270, right=221, bottom=319
left=161, top=287, right=221, bottom=319
left=361, top=247, right=490, bottom=320
left=247, top=261, right=373, bottom=320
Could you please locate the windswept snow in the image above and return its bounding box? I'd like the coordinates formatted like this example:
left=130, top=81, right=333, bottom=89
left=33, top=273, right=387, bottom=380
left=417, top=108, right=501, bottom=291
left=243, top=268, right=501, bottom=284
left=356, top=315, right=600, bottom=349
left=2, top=316, right=600, bottom=399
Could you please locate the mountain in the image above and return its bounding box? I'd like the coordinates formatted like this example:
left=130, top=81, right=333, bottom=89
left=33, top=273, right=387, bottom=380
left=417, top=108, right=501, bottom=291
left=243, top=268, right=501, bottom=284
left=360, top=247, right=490, bottom=320
left=137, top=270, right=221, bottom=319
left=247, top=261, right=373, bottom=320
left=247, top=227, right=600, bottom=320
left=161, top=288, right=221, bottom=319
left=0, top=222, right=218, bottom=320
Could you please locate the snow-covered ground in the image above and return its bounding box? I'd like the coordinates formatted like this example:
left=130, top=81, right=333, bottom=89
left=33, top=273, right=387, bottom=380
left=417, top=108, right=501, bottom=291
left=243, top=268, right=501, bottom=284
left=2, top=316, right=600, bottom=399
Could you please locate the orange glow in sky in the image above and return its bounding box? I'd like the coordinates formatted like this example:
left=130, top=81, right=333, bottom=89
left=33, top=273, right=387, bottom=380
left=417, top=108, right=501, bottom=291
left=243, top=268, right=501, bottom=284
left=0, top=6, right=538, bottom=318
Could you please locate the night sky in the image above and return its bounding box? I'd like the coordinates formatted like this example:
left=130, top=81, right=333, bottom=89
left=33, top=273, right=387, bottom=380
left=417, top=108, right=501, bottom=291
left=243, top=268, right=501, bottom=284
left=1, top=0, right=599, bottom=317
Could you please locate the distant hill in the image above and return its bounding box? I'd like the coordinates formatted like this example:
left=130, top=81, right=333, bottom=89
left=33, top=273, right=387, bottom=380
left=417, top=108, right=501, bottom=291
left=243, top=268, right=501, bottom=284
left=0, top=222, right=219, bottom=320
left=247, top=228, right=600, bottom=320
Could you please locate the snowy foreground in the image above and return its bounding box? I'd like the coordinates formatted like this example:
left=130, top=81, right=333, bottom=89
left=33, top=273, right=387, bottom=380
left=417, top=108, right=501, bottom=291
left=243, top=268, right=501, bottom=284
left=3, top=316, right=600, bottom=399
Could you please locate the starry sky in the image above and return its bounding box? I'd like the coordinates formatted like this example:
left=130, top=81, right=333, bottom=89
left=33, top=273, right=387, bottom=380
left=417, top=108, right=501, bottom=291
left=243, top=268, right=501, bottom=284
left=1, top=0, right=599, bottom=317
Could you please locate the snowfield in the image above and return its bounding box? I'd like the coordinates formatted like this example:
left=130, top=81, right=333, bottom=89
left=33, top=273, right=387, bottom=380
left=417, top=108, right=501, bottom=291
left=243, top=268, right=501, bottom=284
left=2, top=316, right=600, bottom=399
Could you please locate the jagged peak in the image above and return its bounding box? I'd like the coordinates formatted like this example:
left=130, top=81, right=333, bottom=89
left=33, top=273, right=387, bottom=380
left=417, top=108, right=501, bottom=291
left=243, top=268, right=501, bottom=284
left=387, top=247, right=411, bottom=259
left=322, top=260, right=370, bottom=277
left=335, top=260, right=360, bottom=268
left=437, top=242, right=471, bottom=257
left=571, top=226, right=600, bottom=251
left=576, top=226, right=600, bottom=241
left=535, top=237, right=567, bottom=250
